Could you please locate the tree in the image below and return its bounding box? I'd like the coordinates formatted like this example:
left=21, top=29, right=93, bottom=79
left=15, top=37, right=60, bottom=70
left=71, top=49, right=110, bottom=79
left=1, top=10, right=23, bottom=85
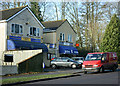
left=30, top=2, right=43, bottom=22
left=100, top=14, right=120, bottom=62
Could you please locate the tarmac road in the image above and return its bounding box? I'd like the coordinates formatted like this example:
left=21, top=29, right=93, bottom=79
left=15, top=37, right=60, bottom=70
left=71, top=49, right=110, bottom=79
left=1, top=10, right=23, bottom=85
left=18, top=70, right=119, bottom=86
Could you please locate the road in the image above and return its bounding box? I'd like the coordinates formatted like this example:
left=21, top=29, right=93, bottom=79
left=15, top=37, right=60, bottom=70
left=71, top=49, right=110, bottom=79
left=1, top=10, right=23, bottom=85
left=18, top=70, right=119, bottom=86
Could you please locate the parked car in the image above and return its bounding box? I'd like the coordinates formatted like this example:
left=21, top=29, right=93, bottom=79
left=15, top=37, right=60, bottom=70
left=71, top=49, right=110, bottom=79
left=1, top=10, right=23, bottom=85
left=72, top=57, right=84, bottom=64
left=82, top=52, right=118, bottom=74
left=51, top=57, right=81, bottom=69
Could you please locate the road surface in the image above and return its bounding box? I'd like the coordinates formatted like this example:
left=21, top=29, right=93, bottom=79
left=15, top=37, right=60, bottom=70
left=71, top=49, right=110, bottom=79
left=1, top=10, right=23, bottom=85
left=18, top=70, right=119, bottom=86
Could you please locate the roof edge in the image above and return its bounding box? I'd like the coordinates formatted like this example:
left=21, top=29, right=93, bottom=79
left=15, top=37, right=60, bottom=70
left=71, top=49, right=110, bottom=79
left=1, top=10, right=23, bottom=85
left=56, top=19, right=77, bottom=34
left=0, top=20, right=7, bottom=23
left=5, top=6, right=44, bottom=28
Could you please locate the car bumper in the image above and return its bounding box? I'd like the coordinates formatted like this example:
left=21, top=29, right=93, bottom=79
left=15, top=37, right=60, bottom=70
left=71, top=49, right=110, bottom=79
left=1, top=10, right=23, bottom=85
left=82, top=67, right=100, bottom=72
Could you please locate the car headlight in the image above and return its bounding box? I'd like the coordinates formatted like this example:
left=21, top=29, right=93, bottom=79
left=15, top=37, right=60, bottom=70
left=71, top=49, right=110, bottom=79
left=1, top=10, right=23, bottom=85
left=93, top=65, right=98, bottom=67
left=82, top=65, right=85, bottom=68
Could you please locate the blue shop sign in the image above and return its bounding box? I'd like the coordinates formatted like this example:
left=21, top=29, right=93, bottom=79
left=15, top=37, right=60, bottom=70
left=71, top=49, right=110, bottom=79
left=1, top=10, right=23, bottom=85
left=59, top=45, right=78, bottom=55
left=49, top=44, right=55, bottom=48
left=8, top=36, right=41, bottom=43
left=31, top=38, right=41, bottom=43
left=9, top=36, right=21, bottom=40
left=59, top=41, right=73, bottom=46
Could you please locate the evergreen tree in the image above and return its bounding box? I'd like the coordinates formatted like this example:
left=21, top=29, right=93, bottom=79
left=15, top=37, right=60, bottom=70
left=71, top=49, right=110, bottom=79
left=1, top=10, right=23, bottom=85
left=30, top=2, right=43, bottom=22
left=100, top=14, right=120, bottom=62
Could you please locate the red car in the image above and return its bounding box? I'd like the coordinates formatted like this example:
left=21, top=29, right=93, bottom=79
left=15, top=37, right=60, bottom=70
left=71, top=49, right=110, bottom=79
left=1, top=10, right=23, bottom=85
left=82, top=52, right=118, bottom=74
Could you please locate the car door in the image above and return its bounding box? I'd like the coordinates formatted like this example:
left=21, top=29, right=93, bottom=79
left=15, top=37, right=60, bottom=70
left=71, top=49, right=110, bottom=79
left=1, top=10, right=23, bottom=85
left=102, top=53, right=109, bottom=69
left=56, top=58, right=63, bottom=67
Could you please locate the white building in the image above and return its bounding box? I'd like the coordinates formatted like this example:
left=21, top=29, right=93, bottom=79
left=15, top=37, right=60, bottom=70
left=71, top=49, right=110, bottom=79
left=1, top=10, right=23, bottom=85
left=0, top=6, right=48, bottom=75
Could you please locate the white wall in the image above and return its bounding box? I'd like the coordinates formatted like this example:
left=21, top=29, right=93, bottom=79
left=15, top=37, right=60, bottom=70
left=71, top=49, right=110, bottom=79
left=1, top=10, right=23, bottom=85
left=0, top=22, right=7, bottom=65
left=1, top=49, right=42, bottom=75
left=43, top=32, right=56, bottom=44
left=7, top=9, right=43, bottom=38
left=3, top=49, right=42, bottom=65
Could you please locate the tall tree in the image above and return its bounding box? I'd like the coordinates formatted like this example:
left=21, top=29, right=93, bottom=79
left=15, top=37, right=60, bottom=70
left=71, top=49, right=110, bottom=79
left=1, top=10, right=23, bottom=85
left=65, top=2, right=83, bottom=48
left=53, top=2, right=59, bottom=20
left=61, top=2, right=66, bottom=19
left=30, top=2, right=43, bottom=22
left=100, top=14, right=120, bottom=59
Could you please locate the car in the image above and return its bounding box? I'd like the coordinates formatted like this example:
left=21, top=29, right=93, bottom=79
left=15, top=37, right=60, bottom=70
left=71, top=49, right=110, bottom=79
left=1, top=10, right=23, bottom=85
left=72, top=57, right=84, bottom=64
left=82, top=52, right=118, bottom=74
left=51, top=57, right=81, bottom=69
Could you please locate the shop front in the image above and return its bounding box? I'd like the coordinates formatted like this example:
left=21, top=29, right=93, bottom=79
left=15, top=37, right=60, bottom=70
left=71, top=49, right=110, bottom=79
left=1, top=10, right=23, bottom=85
left=47, top=42, right=79, bottom=60
left=59, top=45, right=78, bottom=57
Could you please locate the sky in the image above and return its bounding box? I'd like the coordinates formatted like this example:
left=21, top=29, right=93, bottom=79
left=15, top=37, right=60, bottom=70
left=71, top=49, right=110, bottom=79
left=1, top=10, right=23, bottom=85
left=0, top=0, right=120, bottom=2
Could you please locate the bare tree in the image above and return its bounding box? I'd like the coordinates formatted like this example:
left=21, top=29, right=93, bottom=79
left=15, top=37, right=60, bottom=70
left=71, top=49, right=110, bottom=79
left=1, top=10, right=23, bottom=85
left=53, top=2, right=59, bottom=20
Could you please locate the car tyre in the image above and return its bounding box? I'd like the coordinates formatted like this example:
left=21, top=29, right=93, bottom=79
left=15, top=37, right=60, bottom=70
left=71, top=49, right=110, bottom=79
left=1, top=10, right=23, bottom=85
left=84, top=71, right=87, bottom=74
left=112, top=65, right=116, bottom=72
left=51, top=64, right=57, bottom=69
left=99, top=66, right=104, bottom=73
left=71, top=64, right=77, bottom=69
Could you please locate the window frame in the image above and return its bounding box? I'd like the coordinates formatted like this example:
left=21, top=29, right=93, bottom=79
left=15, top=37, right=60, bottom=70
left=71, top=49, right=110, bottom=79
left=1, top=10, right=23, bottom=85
left=11, top=23, right=23, bottom=34
left=68, top=34, right=72, bottom=42
left=60, top=32, right=65, bottom=41
left=29, top=26, right=40, bottom=37
left=4, top=54, right=13, bottom=62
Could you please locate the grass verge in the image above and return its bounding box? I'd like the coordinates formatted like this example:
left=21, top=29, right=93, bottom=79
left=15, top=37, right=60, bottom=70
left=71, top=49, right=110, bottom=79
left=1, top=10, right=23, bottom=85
left=2, top=73, right=71, bottom=85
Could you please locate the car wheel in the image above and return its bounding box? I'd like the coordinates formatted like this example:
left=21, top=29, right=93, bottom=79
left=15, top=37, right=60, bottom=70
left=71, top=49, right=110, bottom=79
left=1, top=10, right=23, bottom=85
left=51, top=64, right=57, bottom=69
left=99, top=66, right=104, bottom=73
left=84, top=71, right=87, bottom=74
left=112, top=65, right=116, bottom=72
left=71, top=64, right=77, bottom=69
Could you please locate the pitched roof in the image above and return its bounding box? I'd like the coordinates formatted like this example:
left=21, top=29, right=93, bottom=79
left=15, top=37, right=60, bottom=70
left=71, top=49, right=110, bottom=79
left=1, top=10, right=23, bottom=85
left=42, top=19, right=67, bottom=30
left=0, top=6, right=27, bottom=20
left=0, top=5, right=44, bottom=28
left=42, top=19, right=77, bottom=34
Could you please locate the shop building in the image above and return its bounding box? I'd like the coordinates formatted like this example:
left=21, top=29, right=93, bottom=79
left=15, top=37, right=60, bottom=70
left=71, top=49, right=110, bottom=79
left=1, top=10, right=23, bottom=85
left=42, top=19, right=78, bottom=60
left=0, top=6, right=48, bottom=75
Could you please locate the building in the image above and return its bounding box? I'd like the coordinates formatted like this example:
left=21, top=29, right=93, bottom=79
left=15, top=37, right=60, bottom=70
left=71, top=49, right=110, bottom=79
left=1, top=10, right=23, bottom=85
left=42, top=19, right=78, bottom=60
left=0, top=6, right=48, bottom=75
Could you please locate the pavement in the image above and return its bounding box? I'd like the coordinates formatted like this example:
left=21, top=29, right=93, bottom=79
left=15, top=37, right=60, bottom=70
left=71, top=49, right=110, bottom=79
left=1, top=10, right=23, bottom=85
left=2, top=66, right=120, bottom=85
left=1, top=68, right=83, bottom=86
left=2, top=68, right=83, bottom=80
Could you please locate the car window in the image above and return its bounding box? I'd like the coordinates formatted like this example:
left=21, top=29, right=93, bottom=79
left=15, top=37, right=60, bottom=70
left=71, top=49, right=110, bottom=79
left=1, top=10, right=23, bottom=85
left=80, top=58, right=83, bottom=60
left=74, top=58, right=79, bottom=61
left=62, top=59, right=67, bottom=62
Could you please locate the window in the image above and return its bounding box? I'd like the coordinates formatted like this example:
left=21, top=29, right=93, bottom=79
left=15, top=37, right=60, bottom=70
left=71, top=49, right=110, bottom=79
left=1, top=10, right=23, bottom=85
left=37, top=28, right=40, bottom=36
left=68, top=34, right=72, bottom=42
left=29, top=27, right=40, bottom=36
left=47, top=53, right=51, bottom=60
left=60, top=33, right=62, bottom=41
left=4, top=54, right=13, bottom=62
left=11, top=24, right=23, bottom=34
left=102, top=53, right=107, bottom=61
left=60, top=33, right=65, bottom=41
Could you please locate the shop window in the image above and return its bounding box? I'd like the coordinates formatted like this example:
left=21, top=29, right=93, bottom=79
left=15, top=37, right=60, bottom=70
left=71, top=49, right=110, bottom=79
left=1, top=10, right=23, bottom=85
left=29, top=27, right=40, bottom=36
left=11, top=24, right=23, bottom=34
left=4, top=54, right=13, bottom=62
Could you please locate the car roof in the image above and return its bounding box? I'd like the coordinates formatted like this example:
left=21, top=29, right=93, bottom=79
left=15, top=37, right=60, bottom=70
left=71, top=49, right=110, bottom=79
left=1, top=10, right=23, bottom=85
left=88, top=52, right=116, bottom=54
left=72, top=57, right=84, bottom=58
